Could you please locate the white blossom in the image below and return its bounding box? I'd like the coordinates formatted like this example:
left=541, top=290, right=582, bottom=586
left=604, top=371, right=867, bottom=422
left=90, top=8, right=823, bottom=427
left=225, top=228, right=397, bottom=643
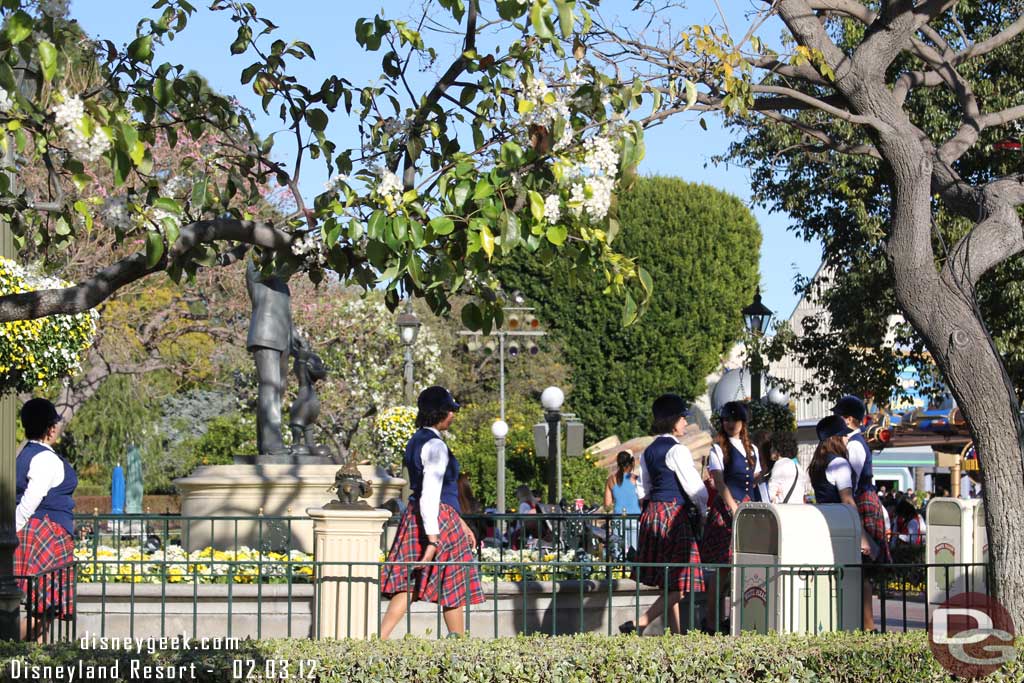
left=323, top=174, right=349, bottom=192
left=583, top=175, right=615, bottom=221
left=101, top=196, right=132, bottom=230
left=0, top=89, right=13, bottom=114
left=583, top=135, right=619, bottom=177
left=543, top=194, right=561, bottom=224
left=38, top=0, right=69, bottom=17
left=51, top=91, right=111, bottom=164
left=373, top=167, right=404, bottom=210
left=163, top=175, right=192, bottom=198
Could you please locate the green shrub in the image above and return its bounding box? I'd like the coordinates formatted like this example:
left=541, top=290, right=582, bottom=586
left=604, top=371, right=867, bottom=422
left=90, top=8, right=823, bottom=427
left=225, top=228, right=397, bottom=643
left=499, top=177, right=761, bottom=441
left=3, top=632, right=1022, bottom=682
left=452, top=398, right=608, bottom=510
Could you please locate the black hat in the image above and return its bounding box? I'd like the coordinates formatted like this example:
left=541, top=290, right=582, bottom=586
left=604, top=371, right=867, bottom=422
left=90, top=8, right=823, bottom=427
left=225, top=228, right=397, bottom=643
left=652, top=393, right=689, bottom=421
left=20, top=398, right=61, bottom=438
left=832, top=395, right=866, bottom=422
left=720, top=401, right=750, bottom=423
left=417, top=386, right=460, bottom=413
left=816, top=415, right=852, bottom=442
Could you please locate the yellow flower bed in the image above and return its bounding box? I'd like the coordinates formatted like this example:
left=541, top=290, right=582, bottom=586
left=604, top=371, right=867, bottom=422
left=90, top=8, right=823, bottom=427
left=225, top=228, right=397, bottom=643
left=74, top=544, right=315, bottom=584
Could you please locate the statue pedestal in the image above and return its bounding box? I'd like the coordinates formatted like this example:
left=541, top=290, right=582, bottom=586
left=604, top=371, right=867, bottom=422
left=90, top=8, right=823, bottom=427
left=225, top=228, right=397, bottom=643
left=308, top=505, right=391, bottom=639
left=174, top=464, right=405, bottom=553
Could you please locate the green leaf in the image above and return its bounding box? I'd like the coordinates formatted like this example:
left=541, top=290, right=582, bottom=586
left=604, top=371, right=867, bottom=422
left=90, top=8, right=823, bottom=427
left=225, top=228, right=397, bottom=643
left=241, top=62, right=261, bottom=85
left=5, top=11, right=33, bottom=45
left=480, top=225, right=495, bottom=259
left=191, top=177, right=208, bottom=208
left=37, top=40, right=57, bottom=83
left=231, top=25, right=252, bottom=54
left=429, top=215, right=455, bottom=235
left=305, top=108, right=328, bottom=132
left=461, top=302, right=483, bottom=331
left=607, top=217, right=620, bottom=244
left=472, top=180, right=494, bottom=201
left=546, top=224, right=567, bottom=246
left=453, top=181, right=471, bottom=208
left=128, top=35, right=153, bottom=62
left=153, top=197, right=181, bottom=215
left=368, top=210, right=387, bottom=240
left=684, top=80, right=697, bottom=112
left=530, top=0, right=554, bottom=41
left=499, top=210, right=520, bottom=248
left=73, top=200, right=93, bottom=232
left=529, top=191, right=545, bottom=222
left=145, top=231, right=165, bottom=268
left=621, top=291, right=638, bottom=326
left=556, top=0, right=575, bottom=39
left=638, top=266, right=653, bottom=296
left=54, top=216, right=71, bottom=236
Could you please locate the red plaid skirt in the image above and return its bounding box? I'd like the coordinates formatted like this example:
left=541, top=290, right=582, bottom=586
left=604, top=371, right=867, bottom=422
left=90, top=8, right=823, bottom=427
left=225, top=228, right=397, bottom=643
left=636, top=501, right=704, bottom=593
left=857, top=489, right=892, bottom=565
left=381, top=503, right=484, bottom=608
left=15, top=516, right=75, bottom=619
left=700, top=494, right=749, bottom=565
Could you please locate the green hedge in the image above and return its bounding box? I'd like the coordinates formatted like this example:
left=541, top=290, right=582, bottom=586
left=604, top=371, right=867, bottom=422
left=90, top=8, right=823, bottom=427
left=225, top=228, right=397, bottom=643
left=2, top=632, right=1022, bottom=682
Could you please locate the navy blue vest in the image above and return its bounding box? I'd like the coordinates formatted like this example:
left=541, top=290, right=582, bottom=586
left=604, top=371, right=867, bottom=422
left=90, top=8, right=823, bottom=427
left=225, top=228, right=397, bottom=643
left=642, top=436, right=686, bottom=503
left=720, top=441, right=762, bottom=503
left=16, top=442, right=77, bottom=536
left=812, top=454, right=845, bottom=504
left=405, top=428, right=461, bottom=513
left=848, top=431, right=875, bottom=494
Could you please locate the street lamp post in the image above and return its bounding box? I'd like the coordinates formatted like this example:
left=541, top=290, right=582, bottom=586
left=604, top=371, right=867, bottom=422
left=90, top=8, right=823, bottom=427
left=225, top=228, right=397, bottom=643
left=491, top=419, right=509, bottom=513
left=395, top=299, right=421, bottom=406
left=741, top=287, right=774, bottom=403
left=541, top=386, right=564, bottom=504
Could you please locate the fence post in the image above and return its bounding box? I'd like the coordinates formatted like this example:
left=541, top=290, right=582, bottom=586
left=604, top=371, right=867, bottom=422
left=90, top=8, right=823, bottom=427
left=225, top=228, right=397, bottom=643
left=307, top=506, right=391, bottom=639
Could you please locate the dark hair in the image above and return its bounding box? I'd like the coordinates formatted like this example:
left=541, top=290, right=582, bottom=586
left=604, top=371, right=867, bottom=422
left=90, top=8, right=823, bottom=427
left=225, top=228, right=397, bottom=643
left=457, top=472, right=480, bottom=515
left=895, top=498, right=918, bottom=521
left=415, top=409, right=450, bottom=429
left=766, top=431, right=799, bottom=460
left=808, top=436, right=848, bottom=488
left=716, top=418, right=755, bottom=470
left=615, top=450, right=633, bottom=485
left=651, top=415, right=681, bottom=435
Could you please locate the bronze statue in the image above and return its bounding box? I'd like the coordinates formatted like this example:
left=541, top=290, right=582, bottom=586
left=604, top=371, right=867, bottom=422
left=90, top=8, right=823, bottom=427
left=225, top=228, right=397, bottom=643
left=288, top=336, right=331, bottom=457
left=246, top=260, right=293, bottom=456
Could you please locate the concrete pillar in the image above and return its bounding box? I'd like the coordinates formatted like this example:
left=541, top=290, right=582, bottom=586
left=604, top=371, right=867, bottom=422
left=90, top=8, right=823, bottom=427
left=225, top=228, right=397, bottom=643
left=307, top=506, right=391, bottom=639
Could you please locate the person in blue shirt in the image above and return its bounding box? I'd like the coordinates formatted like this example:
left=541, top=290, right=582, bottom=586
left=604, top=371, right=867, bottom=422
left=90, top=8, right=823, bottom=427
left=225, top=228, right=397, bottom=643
left=379, top=386, right=484, bottom=638
left=604, top=450, right=641, bottom=556
left=14, top=398, right=78, bottom=640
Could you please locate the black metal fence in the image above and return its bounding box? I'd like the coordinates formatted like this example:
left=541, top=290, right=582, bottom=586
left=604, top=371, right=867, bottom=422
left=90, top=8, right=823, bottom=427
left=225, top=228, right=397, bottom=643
left=12, top=512, right=990, bottom=642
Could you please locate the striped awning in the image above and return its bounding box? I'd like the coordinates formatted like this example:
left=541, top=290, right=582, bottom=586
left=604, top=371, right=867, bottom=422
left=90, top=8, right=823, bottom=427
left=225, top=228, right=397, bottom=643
left=872, top=447, right=936, bottom=468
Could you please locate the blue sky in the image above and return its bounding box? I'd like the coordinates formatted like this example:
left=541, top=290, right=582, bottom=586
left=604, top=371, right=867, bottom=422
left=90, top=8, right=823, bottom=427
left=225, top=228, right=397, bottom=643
left=72, top=0, right=822, bottom=319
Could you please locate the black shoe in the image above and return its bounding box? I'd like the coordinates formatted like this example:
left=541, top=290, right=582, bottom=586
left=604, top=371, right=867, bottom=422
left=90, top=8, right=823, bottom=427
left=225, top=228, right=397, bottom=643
left=718, top=618, right=731, bottom=635
left=618, top=620, right=637, bottom=634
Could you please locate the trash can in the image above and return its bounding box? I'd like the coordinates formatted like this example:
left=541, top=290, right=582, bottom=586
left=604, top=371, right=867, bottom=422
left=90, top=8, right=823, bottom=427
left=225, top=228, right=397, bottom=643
left=926, top=497, right=986, bottom=605
left=731, top=503, right=862, bottom=635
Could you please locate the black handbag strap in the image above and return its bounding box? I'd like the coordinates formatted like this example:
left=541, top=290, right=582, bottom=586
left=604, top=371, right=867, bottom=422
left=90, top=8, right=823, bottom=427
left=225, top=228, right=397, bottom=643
left=781, top=460, right=799, bottom=504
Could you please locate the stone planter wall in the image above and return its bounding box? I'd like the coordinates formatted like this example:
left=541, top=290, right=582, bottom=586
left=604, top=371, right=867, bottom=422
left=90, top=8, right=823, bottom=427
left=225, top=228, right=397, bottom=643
left=75, top=579, right=679, bottom=640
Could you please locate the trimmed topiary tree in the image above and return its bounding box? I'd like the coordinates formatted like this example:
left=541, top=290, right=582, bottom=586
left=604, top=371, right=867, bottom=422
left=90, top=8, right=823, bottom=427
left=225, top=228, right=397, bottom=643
left=500, top=176, right=760, bottom=440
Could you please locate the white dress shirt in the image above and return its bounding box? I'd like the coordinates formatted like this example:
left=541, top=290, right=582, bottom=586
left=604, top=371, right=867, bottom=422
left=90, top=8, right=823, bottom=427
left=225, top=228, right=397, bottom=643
left=768, top=458, right=805, bottom=504
left=707, top=438, right=769, bottom=502
left=635, top=435, right=708, bottom=518
left=846, top=429, right=868, bottom=487
left=418, top=427, right=449, bottom=536
left=16, top=441, right=65, bottom=533
left=825, top=457, right=854, bottom=492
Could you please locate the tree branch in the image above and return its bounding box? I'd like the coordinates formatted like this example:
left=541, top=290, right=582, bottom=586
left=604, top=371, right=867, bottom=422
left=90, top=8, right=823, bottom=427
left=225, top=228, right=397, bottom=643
left=0, top=219, right=294, bottom=323
left=399, top=0, right=478, bottom=191
left=945, top=178, right=1024, bottom=289
left=759, top=110, right=882, bottom=158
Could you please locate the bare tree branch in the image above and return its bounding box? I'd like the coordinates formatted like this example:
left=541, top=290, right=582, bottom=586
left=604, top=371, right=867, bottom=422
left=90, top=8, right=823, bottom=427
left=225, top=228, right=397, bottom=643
left=759, top=110, right=882, bottom=158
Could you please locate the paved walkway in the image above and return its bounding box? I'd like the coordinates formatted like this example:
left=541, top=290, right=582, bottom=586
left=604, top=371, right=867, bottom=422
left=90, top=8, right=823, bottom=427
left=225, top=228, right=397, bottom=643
left=875, top=595, right=928, bottom=631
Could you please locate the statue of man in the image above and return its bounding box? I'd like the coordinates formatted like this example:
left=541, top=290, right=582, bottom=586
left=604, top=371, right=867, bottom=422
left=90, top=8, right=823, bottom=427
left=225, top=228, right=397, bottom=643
left=245, top=259, right=292, bottom=456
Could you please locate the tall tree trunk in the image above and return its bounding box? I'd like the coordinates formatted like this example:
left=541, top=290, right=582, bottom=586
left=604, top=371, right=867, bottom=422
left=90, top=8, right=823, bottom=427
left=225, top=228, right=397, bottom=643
left=887, top=149, right=1024, bottom=627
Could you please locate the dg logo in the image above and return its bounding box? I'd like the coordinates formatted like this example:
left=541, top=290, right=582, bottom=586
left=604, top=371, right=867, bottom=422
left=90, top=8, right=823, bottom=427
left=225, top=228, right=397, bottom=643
left=929, top=592, right=1016, bottom=679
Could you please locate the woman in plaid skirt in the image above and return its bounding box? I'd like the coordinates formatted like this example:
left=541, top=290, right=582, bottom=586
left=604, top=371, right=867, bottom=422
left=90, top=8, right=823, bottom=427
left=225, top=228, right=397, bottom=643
left=700, top=401, right=765, bottom=633
left=624, top=394, right=707, bottom=635
left=380, top=386, right=484, bottom=638
left=14, top=398, right=77, bottom=641
left=831, top=396, right=892, bottom=631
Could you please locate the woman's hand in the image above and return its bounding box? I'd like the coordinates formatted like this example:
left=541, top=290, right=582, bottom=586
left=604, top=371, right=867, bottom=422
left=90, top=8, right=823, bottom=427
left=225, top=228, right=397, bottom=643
left=460, top=518, right=477, bottom=545
left=417, top=537, right=440, bottom=567
left=727, top=499, right=739, bottom=516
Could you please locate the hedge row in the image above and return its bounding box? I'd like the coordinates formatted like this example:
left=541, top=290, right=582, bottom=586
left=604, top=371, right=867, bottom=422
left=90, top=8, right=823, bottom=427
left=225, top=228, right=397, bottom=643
left=1, top=632, right=1022, bottom=682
